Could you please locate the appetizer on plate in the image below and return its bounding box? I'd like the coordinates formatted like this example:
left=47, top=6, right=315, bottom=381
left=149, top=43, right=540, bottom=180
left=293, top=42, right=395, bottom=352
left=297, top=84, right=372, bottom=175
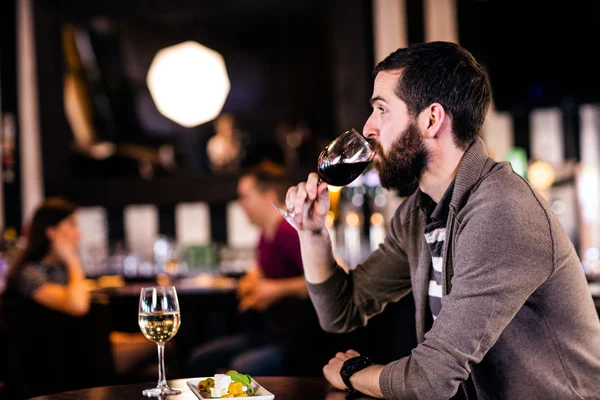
left=197, top=370, right=256, bottom=398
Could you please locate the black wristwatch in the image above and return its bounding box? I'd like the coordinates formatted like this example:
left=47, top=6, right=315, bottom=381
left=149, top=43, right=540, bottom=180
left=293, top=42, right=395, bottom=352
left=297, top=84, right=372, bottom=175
left=340, top=355, right=374, bottom=394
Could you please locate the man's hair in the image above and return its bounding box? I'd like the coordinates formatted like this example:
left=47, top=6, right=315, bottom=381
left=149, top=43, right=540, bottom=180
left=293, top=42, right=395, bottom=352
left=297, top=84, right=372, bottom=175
left=373, top=41, right=491, bottom=149
left=241, top=161, right=292, bottom=203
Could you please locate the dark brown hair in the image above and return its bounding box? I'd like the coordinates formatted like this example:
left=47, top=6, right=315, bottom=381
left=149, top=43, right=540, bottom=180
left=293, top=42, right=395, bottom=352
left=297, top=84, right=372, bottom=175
left=6, top=197, right=77, bottom=285
left=373, top=41, right=491, bottom=149
left=241, top=161, right=292, bottom=203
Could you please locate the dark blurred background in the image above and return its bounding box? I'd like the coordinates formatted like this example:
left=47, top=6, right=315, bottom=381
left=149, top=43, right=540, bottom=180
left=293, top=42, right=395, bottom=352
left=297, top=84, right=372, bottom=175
left=1, top=0, right=599, bottom=395
left=1, top=0, right=599, bottom=214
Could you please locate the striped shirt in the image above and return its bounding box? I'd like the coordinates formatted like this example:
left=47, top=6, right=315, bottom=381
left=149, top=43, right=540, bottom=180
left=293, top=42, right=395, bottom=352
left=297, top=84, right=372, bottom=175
left=421, top=181, right=455, bottom=321
left=14, top=262, right=68, bottom=298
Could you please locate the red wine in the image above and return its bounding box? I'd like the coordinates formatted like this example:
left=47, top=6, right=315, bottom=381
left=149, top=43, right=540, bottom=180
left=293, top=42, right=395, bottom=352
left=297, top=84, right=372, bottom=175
left=317, top=161, right=371, bottom=186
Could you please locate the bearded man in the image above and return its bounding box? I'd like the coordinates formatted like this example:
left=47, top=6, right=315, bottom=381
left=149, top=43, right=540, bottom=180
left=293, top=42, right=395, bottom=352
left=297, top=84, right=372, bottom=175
left=285, top=41, right=600, bottom=400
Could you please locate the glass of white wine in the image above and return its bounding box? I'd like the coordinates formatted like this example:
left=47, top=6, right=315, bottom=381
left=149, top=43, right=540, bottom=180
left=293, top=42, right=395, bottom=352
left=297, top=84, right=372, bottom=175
left=138, top=286, right=182, bottom=396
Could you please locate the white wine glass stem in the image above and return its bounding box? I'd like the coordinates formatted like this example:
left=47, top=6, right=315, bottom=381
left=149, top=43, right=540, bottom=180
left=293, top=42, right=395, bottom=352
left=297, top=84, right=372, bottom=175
left=157, top=343, right=167, bottom=388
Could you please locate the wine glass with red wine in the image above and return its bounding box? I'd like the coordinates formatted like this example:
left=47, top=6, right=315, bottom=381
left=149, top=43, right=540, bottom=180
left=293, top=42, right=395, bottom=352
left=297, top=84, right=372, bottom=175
left=272, top=128, right=375, bottom=228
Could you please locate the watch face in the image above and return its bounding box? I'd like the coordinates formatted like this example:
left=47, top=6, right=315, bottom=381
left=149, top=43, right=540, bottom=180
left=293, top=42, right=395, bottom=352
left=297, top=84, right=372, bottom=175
left=345, top=358, right=359, bottom=368
left=342, top=356, right=373, bottom=377
left=345, top=355, right=371, bottom=368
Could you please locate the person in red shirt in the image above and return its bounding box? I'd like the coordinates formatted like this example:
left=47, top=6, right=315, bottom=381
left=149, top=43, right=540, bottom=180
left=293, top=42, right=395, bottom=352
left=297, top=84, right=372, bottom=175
left=186, top=162, right=311, bottom=377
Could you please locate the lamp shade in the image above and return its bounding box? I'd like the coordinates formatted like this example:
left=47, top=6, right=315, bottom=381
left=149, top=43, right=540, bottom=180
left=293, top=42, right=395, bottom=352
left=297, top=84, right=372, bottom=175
left=147, top=41, right=230, bottom=128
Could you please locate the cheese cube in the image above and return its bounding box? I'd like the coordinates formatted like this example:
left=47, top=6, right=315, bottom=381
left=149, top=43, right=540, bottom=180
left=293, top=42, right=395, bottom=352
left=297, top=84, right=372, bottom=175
left=213, top=374, right=232, bottom=396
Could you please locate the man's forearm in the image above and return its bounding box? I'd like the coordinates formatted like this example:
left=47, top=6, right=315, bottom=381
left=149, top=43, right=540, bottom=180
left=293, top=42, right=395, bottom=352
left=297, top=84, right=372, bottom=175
left=351, top=365, right=385, bottom=398
left=298, top=228, right=336, bottom=284
left=65, top=255, right=85, bottom=283
left=277, top=276, right=309, bottom=298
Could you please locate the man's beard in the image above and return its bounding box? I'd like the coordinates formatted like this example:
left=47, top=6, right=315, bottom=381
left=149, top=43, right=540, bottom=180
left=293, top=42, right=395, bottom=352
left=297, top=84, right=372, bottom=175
left=373, top=122, right=429, bottom=191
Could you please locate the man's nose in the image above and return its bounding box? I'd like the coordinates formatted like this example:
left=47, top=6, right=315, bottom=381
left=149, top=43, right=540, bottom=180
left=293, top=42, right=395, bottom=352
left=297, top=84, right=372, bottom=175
left=363, top=114, right=378, bottom=139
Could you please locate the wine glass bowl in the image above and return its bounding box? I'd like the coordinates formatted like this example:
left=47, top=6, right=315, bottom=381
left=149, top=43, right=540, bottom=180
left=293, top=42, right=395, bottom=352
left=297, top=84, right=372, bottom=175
left=138, top=286, right=182, bottom=396
left=316, top=128, right=375, bottom=186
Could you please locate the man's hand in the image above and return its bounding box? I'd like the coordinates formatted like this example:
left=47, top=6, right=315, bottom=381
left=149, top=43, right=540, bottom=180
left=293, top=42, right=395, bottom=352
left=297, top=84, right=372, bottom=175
left=238, top=278, right=283, bottom=312
left=323, top=350, right=361, bottom=391
left=237, top=266, right=261, bottom=298
left=286, top=172, right=330, bottom=232
left=323, top=350, right=385, bottom=398
left=52, top=230, right=79, bottom=264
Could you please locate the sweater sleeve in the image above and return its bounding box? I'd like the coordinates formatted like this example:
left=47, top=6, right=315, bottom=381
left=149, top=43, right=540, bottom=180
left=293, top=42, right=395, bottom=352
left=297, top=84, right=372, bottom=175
left=306, top=207, right=413, bottom=333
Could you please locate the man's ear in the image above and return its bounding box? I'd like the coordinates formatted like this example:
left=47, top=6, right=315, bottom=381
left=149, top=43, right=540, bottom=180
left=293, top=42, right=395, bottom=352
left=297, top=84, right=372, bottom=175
left=266, top=188, right=280, bottom=205
left=420, top=103, right=446, bottom=139
left=46, top=227, right=56, bottom=242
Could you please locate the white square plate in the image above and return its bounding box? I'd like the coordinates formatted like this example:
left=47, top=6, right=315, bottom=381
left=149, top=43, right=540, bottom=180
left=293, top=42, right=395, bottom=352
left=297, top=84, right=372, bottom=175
left=187, top=378, right=275, bottom=399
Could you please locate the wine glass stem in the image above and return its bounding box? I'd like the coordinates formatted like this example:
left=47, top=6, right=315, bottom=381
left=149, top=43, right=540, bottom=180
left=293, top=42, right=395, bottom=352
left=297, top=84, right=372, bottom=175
left=157, top=343, right=167, bottom=388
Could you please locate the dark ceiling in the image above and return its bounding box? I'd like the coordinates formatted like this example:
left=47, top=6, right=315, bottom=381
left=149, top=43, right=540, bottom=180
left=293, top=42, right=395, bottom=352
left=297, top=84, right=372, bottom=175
left=458, top=0, right=600, bottom=111
left=41, top=0, right=336, bottom=22
left=39, top=0, right=600, bottom=113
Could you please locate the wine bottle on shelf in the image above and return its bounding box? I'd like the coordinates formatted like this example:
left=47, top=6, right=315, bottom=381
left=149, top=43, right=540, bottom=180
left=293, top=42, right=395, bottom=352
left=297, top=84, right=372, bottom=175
left=342, top=209, right=363, bottom=270
left=325, top=211, right=337, bottom=255
left=369, top=212, right=386, bottom=252
left=367, top=185, right=388, bottom=251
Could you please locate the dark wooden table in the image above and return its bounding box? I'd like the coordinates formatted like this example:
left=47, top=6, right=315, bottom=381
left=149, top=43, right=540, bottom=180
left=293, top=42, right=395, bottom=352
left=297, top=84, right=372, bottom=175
left=29, top=377, right=371, bottom=400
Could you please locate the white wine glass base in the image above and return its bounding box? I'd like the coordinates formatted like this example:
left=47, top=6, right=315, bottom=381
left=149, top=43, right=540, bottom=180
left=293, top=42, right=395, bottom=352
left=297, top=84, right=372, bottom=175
left=142, top=387, right=182, bottom=397
left=143, top=342, right=181, bottom=397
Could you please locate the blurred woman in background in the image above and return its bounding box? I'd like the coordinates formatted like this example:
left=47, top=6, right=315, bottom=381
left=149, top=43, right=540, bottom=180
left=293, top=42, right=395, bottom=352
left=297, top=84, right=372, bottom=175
left=0, top=198, right=112, bottom=399
left=3, top=197, right=89, bottom=316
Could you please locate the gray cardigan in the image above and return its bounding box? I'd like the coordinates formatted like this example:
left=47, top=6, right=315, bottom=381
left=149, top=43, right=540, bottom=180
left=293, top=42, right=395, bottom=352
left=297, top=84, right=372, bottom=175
left=308, top=138, right=600, bottom=399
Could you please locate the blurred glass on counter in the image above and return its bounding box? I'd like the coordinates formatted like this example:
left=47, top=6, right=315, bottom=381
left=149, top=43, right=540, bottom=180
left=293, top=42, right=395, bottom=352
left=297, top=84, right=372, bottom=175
left=183, top=243, right=219, bottom=274
left=369, top=212, right=386, bottom=252
left=77, top=206, right=110, bottom=277
left=106, top=240, right=127, bottom=276
left=154, top=235, right=175, bottom=273
left=154, top=235, right=191, bottom=278
left=218, top=246, right=255, bottom=277
left=80, top=243, right=108, bottom=277
left=366, top=172, right=388, bottom=252
left=325, top=211, right=337, bottom=253
left=582, top=246, right=600, bottom=281
left=343, top=210, right=363, bottom=268
left=122, top=253, right=141, bottom=277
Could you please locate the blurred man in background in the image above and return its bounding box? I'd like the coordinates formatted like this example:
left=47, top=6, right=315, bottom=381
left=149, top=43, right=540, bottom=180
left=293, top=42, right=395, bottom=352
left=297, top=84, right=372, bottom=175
left=186, top=161, right=313, bottom=377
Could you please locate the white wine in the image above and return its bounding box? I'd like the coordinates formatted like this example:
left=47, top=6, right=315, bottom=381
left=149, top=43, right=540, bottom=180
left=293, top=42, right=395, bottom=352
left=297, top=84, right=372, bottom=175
left=138, top=286, right=183, bottom=396
left=139, top=311, right=181, bottom=343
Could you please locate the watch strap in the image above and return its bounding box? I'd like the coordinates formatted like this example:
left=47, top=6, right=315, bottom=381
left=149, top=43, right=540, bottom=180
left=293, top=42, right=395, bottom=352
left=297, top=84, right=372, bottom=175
left=340, top=355, right=374, bottom=394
